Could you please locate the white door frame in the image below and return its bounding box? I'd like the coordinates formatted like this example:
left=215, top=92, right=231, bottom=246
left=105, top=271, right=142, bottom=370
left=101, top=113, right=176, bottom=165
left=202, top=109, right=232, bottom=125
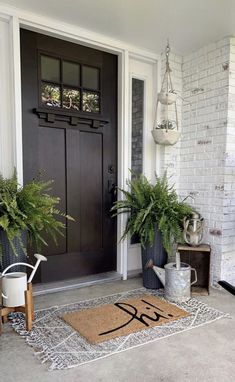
left=0, top=5, right=159, bottom=280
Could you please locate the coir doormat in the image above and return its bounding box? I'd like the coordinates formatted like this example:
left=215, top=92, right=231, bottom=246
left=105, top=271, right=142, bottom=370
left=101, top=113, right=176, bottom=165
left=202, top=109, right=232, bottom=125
left=9, top=288, right=230, bottom=370
left=62, top=294, right=189, bottom=344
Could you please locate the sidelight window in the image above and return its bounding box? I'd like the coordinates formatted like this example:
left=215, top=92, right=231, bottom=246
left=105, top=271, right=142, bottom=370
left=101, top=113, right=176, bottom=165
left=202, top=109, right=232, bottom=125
left=131, top=78, right=144, bottom=245
left=40, top=54, right=100, bottom=113
left=131, top=78, right=144, bottom=177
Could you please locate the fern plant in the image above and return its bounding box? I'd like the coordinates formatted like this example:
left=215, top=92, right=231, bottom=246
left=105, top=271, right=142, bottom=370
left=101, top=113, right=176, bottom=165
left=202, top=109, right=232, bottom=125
left=0, top=171, right=74, bottom=264
left=111, top=173, right=194, bottom=255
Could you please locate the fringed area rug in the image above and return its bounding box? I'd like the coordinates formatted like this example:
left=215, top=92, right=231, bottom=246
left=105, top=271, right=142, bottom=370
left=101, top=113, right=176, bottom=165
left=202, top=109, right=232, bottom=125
left=9, top=288, right=230, bottom=370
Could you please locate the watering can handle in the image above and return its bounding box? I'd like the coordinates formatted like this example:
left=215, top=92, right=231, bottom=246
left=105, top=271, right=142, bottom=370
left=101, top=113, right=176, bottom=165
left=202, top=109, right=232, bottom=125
left=2, top=262, right=34, bottom=276
left=191, top=268, right=197, bottom=286
left=0, top=275, right=7, bottom=298
left=1, top=263, right=34, bottom=300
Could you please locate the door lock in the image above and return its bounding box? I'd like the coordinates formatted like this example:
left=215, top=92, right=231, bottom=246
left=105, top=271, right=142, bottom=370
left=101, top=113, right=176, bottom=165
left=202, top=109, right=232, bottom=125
left=108, top=165, right=115, bottom=174
left=108, top=179, right=117, bottom=195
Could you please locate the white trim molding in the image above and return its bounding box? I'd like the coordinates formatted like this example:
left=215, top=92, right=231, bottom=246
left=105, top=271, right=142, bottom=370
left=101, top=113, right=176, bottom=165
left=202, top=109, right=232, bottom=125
left=117, top=49, right=129, bottom=280
left=0, top=17, right=14, bottom=177
left=10, top=16, right=23, bottom=185
left=127, top=57, right=159, bottom=271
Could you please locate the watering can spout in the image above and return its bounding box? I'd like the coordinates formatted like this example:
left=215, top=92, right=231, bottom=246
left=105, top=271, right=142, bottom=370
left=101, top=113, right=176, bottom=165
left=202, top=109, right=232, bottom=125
left=152, top=266, right=165, bottom=286
left=28, top=254, right=47, bottom=283
left=145, top=259, right=166, bottom=286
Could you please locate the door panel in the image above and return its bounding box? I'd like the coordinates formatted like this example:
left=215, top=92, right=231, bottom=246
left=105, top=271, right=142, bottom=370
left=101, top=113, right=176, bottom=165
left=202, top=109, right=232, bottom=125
left=80, top=131, right=103, bottom=252
left=66, top=128, right=80, bottom=254
left=21, top=29, right=117, bottom=282
left=38, top=127, right=66, bottom=255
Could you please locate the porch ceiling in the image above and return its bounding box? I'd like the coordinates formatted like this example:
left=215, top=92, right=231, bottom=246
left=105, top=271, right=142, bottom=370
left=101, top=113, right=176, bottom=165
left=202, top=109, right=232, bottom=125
left=2, top=0, right=235, bottom=54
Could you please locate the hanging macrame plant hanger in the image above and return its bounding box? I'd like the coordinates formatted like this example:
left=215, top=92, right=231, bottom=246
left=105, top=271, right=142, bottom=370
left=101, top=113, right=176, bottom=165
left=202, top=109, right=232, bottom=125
left=152, top=41, right=181, bottom=145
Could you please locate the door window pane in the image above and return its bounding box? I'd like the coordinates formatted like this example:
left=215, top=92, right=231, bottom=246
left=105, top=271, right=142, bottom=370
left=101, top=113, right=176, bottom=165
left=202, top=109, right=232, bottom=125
left=40, top=57, right=101, bottom=114
left=63, top=88, right=80, bottom=110
left=63, top=61, right=80, bottom=86
left=82, top=66, right=99, bottom=90
left=41, top=83, right=61, bottom=107
left=82, top=91, right=100, bottom=113
left=41, top=55, right=60, bottom=83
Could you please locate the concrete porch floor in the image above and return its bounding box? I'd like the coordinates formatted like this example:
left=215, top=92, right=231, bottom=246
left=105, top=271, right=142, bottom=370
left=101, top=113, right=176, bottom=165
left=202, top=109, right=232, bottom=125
left=0, top=277, right=235, bottom=382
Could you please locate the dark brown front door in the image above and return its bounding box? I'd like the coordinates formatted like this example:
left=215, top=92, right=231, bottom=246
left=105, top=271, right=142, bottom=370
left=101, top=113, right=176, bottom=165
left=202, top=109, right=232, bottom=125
left=20, top=29, right=117, bottom=283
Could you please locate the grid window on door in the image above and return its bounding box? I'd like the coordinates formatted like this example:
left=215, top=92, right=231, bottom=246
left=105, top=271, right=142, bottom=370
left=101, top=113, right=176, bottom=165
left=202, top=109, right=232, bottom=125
left=40, top=55, right=100, bottom=113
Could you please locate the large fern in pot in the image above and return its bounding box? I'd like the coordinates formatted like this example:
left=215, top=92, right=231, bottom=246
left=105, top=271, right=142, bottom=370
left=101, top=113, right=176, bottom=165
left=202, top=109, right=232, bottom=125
left=0, top=171, right=74, bottom=266
left=111, top=173, right=193, bottom=255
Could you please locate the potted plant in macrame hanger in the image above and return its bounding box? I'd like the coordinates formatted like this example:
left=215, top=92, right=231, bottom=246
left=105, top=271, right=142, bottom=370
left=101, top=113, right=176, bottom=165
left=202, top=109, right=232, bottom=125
left=0, top=171, right=74, bottom=272
left=152, top=41, right=181, bottom=146
left=111, top=173, right=193, bottom=289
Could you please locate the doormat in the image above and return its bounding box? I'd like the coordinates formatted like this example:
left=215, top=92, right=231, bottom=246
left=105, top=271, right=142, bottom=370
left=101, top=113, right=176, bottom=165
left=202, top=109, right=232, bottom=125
left=9, top=288, right=230, bottom=370
left=62, top=295, right=189, bottom=344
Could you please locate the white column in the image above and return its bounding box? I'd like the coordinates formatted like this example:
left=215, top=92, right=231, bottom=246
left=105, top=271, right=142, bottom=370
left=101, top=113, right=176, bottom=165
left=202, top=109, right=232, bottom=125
left=10, top=16, right=23, bottom=185
left=0, top=15, right=14, bottom=177
left=117, top=49, right=129, bottom=280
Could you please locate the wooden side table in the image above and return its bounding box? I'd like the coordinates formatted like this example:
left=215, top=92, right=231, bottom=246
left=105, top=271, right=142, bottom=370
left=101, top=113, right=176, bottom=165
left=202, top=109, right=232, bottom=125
left=177, top=244, right=211, bottom=295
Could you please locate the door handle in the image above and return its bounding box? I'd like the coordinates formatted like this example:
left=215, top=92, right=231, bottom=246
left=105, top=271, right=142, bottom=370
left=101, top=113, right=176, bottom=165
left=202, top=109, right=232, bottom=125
left=108, top=179, right=117, bottom=195
left=108, top=179, right=117, bottom=214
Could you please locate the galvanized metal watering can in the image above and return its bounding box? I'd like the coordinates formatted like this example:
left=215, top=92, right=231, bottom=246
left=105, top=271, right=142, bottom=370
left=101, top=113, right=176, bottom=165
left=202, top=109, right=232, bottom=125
left=1, top=254, right=47, bottom=307
left=146, top=253, right=197, bottom=303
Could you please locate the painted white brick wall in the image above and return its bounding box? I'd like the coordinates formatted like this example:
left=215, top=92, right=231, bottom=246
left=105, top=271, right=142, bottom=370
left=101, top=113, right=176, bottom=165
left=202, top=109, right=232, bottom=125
left=180, top=38, right=231, bottom=285
left=160, top=37, right=235, bottom=285
left=222, top=37, right=235, bottom=283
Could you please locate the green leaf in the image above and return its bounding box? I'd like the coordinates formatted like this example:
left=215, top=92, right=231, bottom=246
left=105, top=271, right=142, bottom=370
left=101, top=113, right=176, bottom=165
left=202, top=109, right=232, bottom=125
left=0, top=215, right=9, bottom=230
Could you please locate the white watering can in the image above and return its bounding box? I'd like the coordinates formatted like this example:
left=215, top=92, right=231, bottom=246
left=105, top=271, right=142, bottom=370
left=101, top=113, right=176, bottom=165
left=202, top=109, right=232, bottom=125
left=1, top=254, right=47, bottom=307
left=146, top=253, right=197, bottom=303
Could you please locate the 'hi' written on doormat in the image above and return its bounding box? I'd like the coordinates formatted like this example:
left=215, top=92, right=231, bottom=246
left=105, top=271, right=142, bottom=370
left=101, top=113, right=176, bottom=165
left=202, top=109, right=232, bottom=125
left=62, top=295, right=189, bottom=344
